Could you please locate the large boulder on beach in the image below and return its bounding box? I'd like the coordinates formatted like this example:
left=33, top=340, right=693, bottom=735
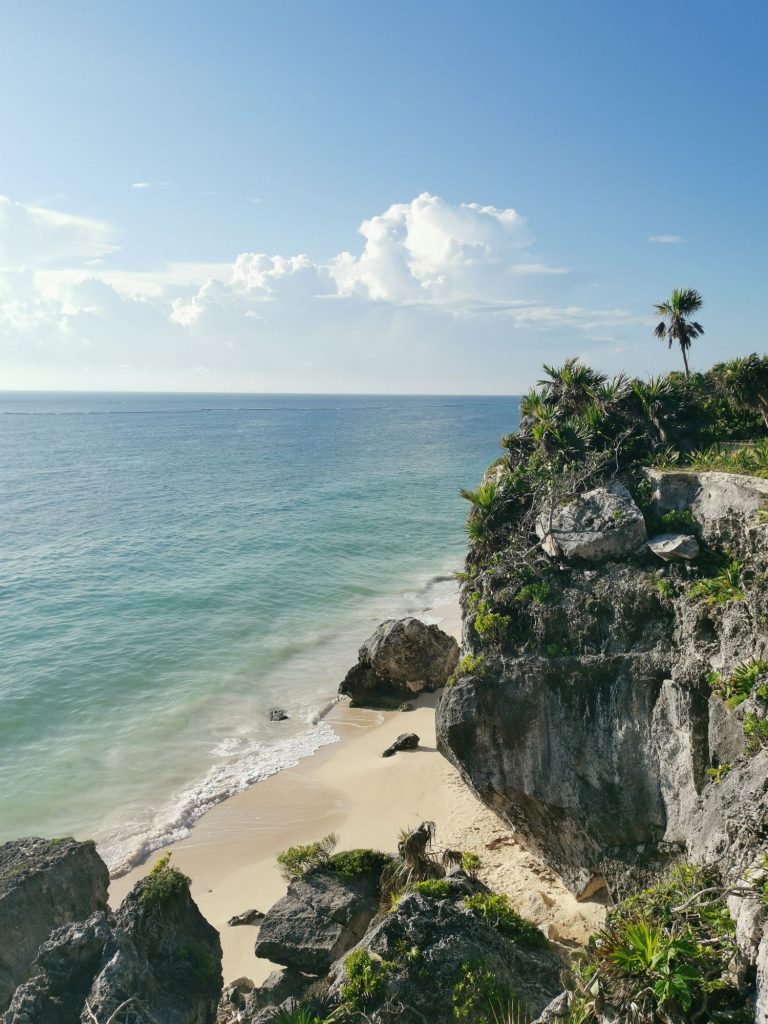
left=0, top=836, right=109, bottom=1012
left=3, top=861, right=222, bottom=1024
left=338, top=617, right=459, bottom=704
left=536, top=481, right=646, bottom=561
left=326, top=876, right=562, bottom=1023
left=254, top=869, right=380, bottom=975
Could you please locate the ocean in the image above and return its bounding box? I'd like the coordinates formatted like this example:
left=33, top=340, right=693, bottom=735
left=0, top=392, right=519, bottom=874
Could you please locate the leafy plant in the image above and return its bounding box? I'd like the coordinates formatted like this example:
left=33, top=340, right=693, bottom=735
left=410, top=878, right=452, bottom=900
left=140, top=852, right=190, bottom=911
left=744, top=710, right=768, bottom=751
left=461, top=851, right=482, bottom=878
left=276, top=833, right=338, bottom=881
left=327, top=848, right=392, bottom=882
left=452, top=961, right=522, bottom=1024
left=655, top=578, right=674, bottom=600
left=339, top=949, right=394, bottom=1011
left=514, top=581, right=552, bottom=605
left=473, top=602, right=512, bottom=643
left=711, top=658, right=768, bottom=707
left=707, top=763, right=732, bottom=784
left=688, top=558, right=745, bottom=606
left=463, top=892, right=544, bottom=946
left=447, top=653, right=488, bottom=686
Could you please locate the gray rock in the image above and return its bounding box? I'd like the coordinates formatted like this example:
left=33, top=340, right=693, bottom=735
left=3, top=866, right=222, bottom=1024
left=757, top=924, right=768, bottom=1024
left=269, top=709, right=288, bottom=722
left=339, top=617, right=459, bottom=703
left=647, top=532, right=700, bottom=561
left=245, top=967, right=312, bottom=1011
left=531, top=991, right=571, bottom=1023
left=0, top=837, right=109, bottom=1012
left=254, top=870, right=379, bottom=975
left=536, top=482, right=646, bottom=561
left=228, top=909, right=264, bottom=926
left=382, top=733, right=419, bottom=758
left=327, top=885, right=561, bottom=1022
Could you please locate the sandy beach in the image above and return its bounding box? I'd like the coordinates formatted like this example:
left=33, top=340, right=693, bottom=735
left=110, top=596, right=605, bottom=985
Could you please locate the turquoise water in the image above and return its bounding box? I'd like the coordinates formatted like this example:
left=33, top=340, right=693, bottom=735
left=0, top=392, right=519, bottom=872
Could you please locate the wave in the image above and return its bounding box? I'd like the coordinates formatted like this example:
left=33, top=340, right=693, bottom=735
left=102, top=721, right=340, bottom=878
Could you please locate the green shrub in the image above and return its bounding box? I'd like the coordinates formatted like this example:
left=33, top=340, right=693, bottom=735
left=711, top=658, right=768, bottom=707
left=276, top=833, right=338, bottom=881
left=744, top=710, right=768, bottom=751
left=688, top=559, right=745, bottom=606
left=655, top=578, right=674, bottom=600
left=140, top=853, right=190, bottom=911
left=706, top=763, right=732, bottom=784
left=327, top=848, right=392, bottom=882
left=461, top=851, right=482, bottom=878
left=473, top=602, right=512, bottom=643
left=568, top=864, right=744, bottom=1022
left=411, top=879, right=452, bottom=899
left=447, top=653, right=487, bottom=686
left=514, top=581, right=552, bottom=605
left=451, top=961, right=523, bottom=1024
left=340, top=949, right=394, bottom=1010
left=463, top=892, right=544, bottom=946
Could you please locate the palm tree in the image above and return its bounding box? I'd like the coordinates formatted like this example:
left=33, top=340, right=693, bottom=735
left=711, top=354, right=768, bottom=428
left=537, top=357, right=607, bottom=415
left=653, top=288, right=704, bottom=377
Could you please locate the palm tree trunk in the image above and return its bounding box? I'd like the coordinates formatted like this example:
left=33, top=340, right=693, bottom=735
left=680, top=343, right=691, bottom=378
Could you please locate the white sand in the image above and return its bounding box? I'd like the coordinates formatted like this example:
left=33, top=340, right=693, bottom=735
left=110, top=596, right=604, bottom=984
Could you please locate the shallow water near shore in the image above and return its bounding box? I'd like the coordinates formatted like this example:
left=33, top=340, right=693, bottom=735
left=0, top=392, right=519, bottom=871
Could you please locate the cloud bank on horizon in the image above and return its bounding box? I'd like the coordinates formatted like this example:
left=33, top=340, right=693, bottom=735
left=0, top=191, right=651, bottom=392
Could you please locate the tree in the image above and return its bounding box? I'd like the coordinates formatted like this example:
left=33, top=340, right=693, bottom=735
left=711, top=354, right=768, bottom=428
left=653, top=288, right=704, bottom=377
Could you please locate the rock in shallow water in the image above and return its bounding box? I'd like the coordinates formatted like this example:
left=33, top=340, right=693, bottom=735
left=338, top=617, right=459, bottom=704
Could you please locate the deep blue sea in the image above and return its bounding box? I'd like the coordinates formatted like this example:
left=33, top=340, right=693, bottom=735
left=0, top=392, right=519, bottom=872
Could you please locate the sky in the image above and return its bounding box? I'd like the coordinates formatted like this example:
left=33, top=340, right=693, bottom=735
left=0, top=0, right=766, bottom=394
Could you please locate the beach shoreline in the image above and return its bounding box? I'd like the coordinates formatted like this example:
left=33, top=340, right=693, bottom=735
left=110, top=593, right=605, bottom=986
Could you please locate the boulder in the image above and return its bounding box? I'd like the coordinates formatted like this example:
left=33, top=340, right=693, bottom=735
left=648, top=532, right=700, bottom=561
left=536, top=482, right=646, bottom=561
left=327, top=883, right=562, bottom=1022
left=228, top=909, right=264, bottom=926
left=0, top=836, right=109, bottom=1012
left=757, top=925, right=768, bottom=1024
left=382, top=733, right=419, bottom=758
left=338, top=617, right=459, bottom=703
left=3, top=865, right=222, bottom=1024
left=254, top=870, right=379, bottom=975
left=244, top=967, right=312, bottom=1012
left=269, top=709, right=288, bottom=722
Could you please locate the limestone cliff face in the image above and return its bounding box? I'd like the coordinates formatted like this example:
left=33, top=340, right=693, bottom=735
left=437, top=470, right=768, bottom=897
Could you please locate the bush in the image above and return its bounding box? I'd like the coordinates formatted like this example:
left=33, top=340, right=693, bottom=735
left=463, top=892, right=544, bottom=946
left=447, top=653, right=488, bottom=687
left=276, top=833, right=338, bottom=881
left=451, top=961, right=522, bottom=1024
left=473, top=602, right=512, bottom=643
left=461, top=851, right=482, bottom=878
left=340, top=949, right=394, bottom=1011
left=140, top=852, right=190, bottom=911
left=710, top=658, right=768, bottom=707
left=326, top=848, right=392, bottom=882
left=688, top=558, right=745, bottom=606
left=514, top=581, right=552, bottom=605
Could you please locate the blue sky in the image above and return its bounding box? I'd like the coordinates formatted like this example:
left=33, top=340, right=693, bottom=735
left=1, top=0, right=766, bottom=392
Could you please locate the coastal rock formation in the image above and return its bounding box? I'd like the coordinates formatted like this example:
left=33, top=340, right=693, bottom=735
left=326, top=875, right=562, bottom=1022
left=3, top=859, right=222, bottom=1024
left=254, top=869, right=380, bottom=975
left=381, top=732, right=419, bottom=757
left=535, top=481, right=646, bottom=561
left=438, top=470, right=768, bottom=896
left=0, top=837, right=109, bottom=1012
left=339, top=617, right=459, bottom=704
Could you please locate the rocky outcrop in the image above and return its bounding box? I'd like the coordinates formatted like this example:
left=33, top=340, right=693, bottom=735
left=254, top=869, right=379, bottom=975
left=339, top=617, right=459, bottom=704
left=3, top=865, right=222, bottom=1024
left=439, top=470, right=768, bottom=896
left=326, top=875, right=562, bottom=1023
left=0, top=837, right=109, bottom=1012
left=536, top=482, right=646, bottom=561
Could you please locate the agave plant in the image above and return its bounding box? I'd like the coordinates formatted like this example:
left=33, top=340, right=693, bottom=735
left=653, top=288, right=704, bottom=378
